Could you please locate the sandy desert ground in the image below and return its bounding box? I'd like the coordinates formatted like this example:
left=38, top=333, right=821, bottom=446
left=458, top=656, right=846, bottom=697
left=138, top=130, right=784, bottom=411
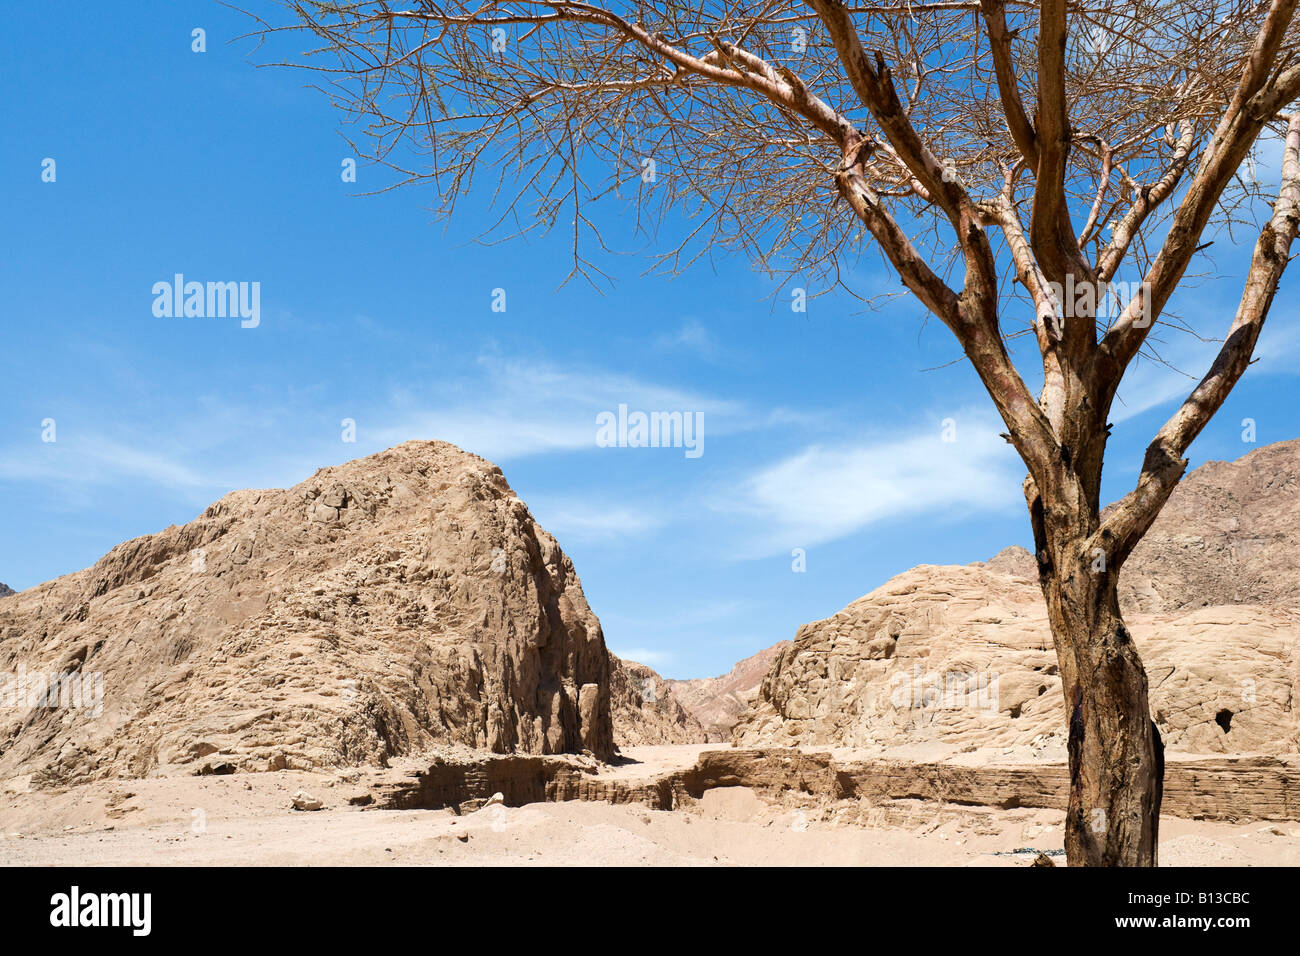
left=3, top=745, right=1297, bottom=867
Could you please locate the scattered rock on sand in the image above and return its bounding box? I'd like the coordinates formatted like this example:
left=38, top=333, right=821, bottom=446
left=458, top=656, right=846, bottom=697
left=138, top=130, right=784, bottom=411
left=292, top=791, right=323, bottom=811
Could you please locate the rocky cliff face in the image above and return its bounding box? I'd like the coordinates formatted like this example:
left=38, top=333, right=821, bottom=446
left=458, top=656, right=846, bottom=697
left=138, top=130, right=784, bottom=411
left=1119, top=439, right=1300, bottom=613
left=0, top=441, right=614, bottom=788
left=734, top=440, right=1300, bottom=757
left=0, top=583, right=14, bottom=599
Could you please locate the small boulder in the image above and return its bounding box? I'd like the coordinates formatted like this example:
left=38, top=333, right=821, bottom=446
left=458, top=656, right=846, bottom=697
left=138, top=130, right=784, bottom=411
left=292, top=790, right=323, bottom=811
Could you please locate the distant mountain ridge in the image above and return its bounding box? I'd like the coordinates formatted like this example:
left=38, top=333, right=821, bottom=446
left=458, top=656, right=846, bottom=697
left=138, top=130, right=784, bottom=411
left=663, top=643, right=791, bottom=741
left=607, top=643, right=792, bottom=745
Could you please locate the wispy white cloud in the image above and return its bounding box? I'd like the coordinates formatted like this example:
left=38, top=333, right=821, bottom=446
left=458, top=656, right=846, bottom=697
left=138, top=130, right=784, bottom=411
left=1110, top=354, right=1206, bottom=425
left=722, top=412, right=1024, bottom=556
left=372, top=356, right=744, bottom=461
left=604, top=600, right=746, bottom=670
left=0, top=357, right=752, bottom=502
left=527, top=497, right=663, bottom=542
left=0, top=436, right=215, bottom=495
left=1111, top=313, right=1300, bottom=424
left=1243, top=129, right=1287, bottom=193
left=654, top=319, right=721, bottom=359
left=609, top=646, right=675, bottom=667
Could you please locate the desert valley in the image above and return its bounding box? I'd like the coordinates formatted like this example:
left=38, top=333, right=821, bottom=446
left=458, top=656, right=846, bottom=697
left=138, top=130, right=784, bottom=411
left=2, top=437, right=1297, bottom=866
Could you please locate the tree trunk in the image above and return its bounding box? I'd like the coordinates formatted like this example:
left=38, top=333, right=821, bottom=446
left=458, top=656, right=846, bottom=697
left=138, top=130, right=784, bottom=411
left=1039, top=551, right=1164, bottom=866
left=1026, top=470, right=1165, bottom=867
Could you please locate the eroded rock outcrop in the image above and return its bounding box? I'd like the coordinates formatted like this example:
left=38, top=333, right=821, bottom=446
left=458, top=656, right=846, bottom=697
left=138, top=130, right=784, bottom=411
left=0, top=441, right=614, bottom=788
left=368, top=746, right=1300, bottom=823
left=735, top=441, right=1300, bottom=757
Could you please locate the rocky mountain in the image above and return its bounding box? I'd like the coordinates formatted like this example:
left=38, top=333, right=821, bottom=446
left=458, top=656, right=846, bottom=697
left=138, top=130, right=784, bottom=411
left=0, top=441, right=615, bottom=789
left=608, top=655, right=709, bottom=745
left=663, top=643, right=790, bottom=741
left=734, top=440, right=1300, bottom=758
left=0, top=583, right=14, bottom=599
left=1118, top=439, right=1300, bottom=614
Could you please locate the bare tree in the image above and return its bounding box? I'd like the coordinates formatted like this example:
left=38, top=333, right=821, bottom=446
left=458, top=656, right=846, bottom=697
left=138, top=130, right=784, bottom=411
left=247, top=0, right=1300, bottom=865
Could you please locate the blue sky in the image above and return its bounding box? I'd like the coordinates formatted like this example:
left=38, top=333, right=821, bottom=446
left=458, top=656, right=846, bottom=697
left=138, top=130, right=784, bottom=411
left=3, top=2, right=1299, bottom=678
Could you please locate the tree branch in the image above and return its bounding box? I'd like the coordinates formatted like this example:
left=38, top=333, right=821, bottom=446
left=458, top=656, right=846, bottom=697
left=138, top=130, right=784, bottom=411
left=1096, top=111, right=1300, bottom=566
left=1095, top=0, right=1300, bottom=399
left=980, top=0, right=1039, bottom=168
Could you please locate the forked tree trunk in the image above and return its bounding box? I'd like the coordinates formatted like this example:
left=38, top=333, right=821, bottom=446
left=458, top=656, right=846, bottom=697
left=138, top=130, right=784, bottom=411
left=1030, top=484, right=1165, bottom=866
